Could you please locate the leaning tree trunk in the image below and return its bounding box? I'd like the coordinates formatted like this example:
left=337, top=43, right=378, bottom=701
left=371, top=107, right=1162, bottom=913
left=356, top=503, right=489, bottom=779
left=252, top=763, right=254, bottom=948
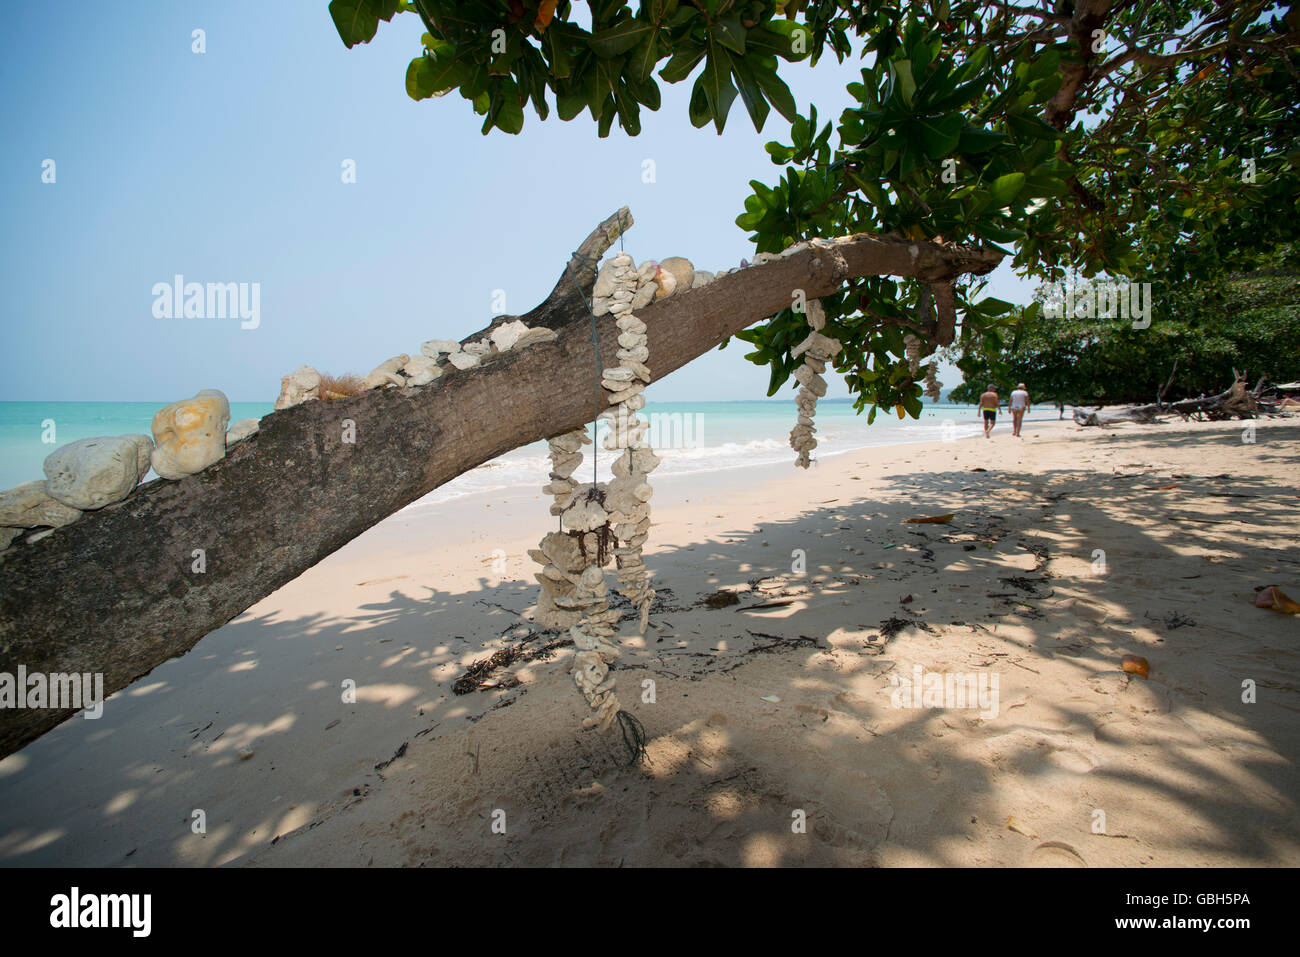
left=0, top=209, right=1002, bottom=757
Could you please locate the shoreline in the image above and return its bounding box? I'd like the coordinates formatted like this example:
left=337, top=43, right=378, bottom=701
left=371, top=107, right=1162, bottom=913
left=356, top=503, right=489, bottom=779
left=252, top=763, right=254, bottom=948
left=1, top=414, right=1296, bottom=867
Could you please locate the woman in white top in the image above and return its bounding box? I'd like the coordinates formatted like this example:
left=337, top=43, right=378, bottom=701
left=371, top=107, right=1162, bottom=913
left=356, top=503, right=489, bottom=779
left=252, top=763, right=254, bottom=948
left=1009, top=383, right=1030, bottom=437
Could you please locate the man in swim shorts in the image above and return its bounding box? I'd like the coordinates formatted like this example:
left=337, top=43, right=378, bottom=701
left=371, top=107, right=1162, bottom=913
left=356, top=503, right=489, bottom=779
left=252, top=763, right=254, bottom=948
left=979, top=385, right=1001, bottom=439
left=1010, top=382, right=1031, bottom=437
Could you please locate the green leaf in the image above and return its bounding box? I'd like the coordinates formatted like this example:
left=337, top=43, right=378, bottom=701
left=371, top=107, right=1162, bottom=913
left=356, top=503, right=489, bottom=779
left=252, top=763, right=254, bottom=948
left=912, top=113, right=963, bottom=159
left=713, top=17, right=746, bottom=55
left=329, top=0, right=399, bottom=48
left=688, top=77, right=711, bottom=128
left=974, top=296, right=1016, bottom=316
left=405, top=48, right=459, bottom=101
left=766, top=141, right=794, bottom=164
left=990, top=172, right=1027, bottom=205
left=557, top=87, right=587, bottom=121
left=957, top=125, right=1005, bottom=154
left=495, top=84, right=525, bottom=135
left=728, top=51, right=769, bottom=132
left=889, top=60, right=916, bottom=108
left=698, top=48, right=738, bottom=133
left=627, top=33, right=660, bottom=81
left=597, top=95, right=617, bottom=137
left=545, top=27, right=575, bottom=79
left=624, top=71, right=662, bottom=110
left=659, top=44, right=706, bottom=82
left=590, top=17, right=657, bottom=59
left=1006, top=112, right=1061, bottom=142
left=751, top=57, right=798, bottom=122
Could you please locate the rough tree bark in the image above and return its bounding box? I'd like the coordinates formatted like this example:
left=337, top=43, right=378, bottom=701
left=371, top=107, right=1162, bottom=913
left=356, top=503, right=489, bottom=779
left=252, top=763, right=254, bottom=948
left=0, top=209, right=1002, bottom=757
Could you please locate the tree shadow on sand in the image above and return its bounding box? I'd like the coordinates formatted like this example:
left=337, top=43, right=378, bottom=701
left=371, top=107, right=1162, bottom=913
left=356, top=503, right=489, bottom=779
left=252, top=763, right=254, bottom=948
left=1, top=426, right=1297, bottom=867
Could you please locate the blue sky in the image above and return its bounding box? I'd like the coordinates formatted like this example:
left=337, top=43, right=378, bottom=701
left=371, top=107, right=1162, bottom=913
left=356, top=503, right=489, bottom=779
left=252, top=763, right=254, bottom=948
left=0, top=1, right=1030, bottom=403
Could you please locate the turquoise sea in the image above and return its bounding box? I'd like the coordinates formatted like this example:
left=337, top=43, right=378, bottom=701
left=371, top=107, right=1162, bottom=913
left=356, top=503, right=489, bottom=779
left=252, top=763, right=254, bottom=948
left=0, top=399, right=1055, bottom=503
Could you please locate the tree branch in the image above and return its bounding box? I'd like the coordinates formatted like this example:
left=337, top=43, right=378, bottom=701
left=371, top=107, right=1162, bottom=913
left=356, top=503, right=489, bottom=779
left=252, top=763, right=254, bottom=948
left=0, top=216, right=1002, bottom=758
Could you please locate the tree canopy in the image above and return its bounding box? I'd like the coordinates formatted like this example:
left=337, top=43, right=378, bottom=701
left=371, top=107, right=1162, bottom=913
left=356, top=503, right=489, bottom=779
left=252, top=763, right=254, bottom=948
left=331, top=0, right=1300, bottom=418
left=948, top=244, right=1300, bottom=405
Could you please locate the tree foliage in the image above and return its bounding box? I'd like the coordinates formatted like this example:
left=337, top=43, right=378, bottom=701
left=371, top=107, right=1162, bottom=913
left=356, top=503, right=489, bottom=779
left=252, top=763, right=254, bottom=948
left=948, top=245, right=1300, bottom=405
left=331, top=0, right=1300, bottom=423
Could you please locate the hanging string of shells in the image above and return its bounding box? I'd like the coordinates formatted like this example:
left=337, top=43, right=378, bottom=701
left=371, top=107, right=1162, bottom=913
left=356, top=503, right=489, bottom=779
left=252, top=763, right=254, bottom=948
left=530, top=250, right=678, bottom=737
left=788, top=298, right=842, bottom=469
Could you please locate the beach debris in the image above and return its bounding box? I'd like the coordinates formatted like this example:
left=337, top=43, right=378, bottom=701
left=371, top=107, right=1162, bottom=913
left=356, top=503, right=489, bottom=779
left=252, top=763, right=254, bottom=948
left=1143, top=610, right=1196, bottom=629
left=237, top=747, right=255, bottom=760
left=150, top=389, right=231, bottom=480
left=1254, top=585, right=1300, bottom=614
left=788, top=298, right=841, bottom=468
left=1121, top=654, right=1150, bottom=679
left=274, top=365, right=322, bottom=410
left=760, top=695, right=781, bottom=703
left=374, top=741, right=408, bottom=771
left=699, top=590, right=741, bottom=609
left=226, top=419, right=259, bottom=447
left=362, top=354, right=410, bottom=390
left=904, top=513, right=955, bottom=524
left=0, top=480, right=83, bottom=530
left=42, top=434, right=152, bottom=510
left=1005, top=817, right=1038, bottom=839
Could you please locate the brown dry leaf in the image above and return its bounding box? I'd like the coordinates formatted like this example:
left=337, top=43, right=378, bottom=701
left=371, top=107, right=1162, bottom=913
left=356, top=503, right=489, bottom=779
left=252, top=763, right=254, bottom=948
left=536, top=0, right=558, bottom=30
left=904, top=513, right=955, bottom=524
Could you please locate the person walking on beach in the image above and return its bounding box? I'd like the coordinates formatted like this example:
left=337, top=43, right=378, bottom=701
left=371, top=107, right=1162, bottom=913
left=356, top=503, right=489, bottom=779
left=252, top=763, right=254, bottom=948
left=979, top=385, right=1001, bottom=439
left=1010, top=383, right=1031, bottom=437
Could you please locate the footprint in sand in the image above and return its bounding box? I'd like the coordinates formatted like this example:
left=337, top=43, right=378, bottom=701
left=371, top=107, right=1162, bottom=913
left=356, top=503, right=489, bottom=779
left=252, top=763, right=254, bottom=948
left=1030, top=840, right=1087, bottom=867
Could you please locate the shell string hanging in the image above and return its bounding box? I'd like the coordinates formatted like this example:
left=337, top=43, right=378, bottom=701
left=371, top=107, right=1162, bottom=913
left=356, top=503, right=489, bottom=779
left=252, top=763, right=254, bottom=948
left=524, top=240, right=663, bottom=763
left=788, top=298, right=842, bottom=469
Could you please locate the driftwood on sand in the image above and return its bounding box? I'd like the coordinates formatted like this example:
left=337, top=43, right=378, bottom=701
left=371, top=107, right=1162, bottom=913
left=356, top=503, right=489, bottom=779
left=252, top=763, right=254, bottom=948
left=1072, top=374, right=1278, bottom=426
left=0, top=211, right=1004, bottom=758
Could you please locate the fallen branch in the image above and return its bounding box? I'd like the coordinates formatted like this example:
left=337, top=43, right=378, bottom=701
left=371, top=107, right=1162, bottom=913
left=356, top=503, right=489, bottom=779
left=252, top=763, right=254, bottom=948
left=1074, top=375, right=1260, bottom=426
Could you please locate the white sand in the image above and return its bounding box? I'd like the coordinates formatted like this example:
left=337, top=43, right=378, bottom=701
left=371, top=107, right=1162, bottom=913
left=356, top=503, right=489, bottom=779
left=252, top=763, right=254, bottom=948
left=1, top=414, right=1297, bottom=867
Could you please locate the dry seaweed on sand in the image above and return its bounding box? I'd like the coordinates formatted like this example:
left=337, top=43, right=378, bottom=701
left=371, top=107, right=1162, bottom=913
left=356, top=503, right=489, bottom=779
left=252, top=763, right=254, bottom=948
left=698, top=590, right=741, bottom=609
left=452, top=632, right=571, bottom=695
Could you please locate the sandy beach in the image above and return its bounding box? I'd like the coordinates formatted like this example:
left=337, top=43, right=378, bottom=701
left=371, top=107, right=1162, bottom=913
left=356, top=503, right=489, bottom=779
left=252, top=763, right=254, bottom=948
left=1, top=413, right=1297, bottom=867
